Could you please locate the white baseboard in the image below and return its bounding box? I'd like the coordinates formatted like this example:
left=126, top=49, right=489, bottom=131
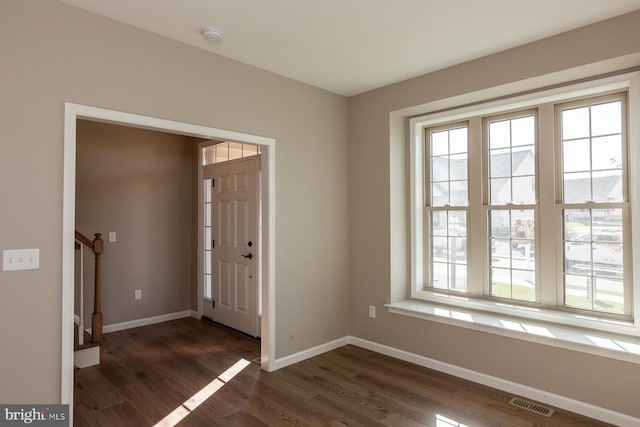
left=102, top=310, right=194, bottom=334
left=348, top=336, right=640, bottom=427
left=272, top=336, right=350, bottom=371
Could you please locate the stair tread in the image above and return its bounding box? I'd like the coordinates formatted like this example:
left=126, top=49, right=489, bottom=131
left=74, top=327, right=101, bottom=351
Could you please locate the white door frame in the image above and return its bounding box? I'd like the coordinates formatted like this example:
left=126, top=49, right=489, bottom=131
left=61, top=103, right=277, bottom=407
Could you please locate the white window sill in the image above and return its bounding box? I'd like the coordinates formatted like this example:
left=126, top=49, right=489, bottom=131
left=386, top=299, right=640, bottom=364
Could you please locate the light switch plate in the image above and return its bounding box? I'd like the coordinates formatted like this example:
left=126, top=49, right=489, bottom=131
left=108, top=232, right=116, bottom=243
left=135, top=289, right=142, bottom=300
left=3, top=249, right=40, bottom=271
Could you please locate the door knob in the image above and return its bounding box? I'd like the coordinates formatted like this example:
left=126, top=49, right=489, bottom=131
left=241, top=253, right=253, bottom=260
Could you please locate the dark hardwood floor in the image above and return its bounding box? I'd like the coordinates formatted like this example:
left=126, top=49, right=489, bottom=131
left=74, top=317, right=612, bottom=426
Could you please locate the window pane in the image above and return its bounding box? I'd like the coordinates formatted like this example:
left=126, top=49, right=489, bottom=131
left=204, top=180, right=211, bottom=203
left=489, top=120, right=510, bottom=148
left=228, top=142, right=243, bottom=160
left=488, top=210, right=535, bottom=302
left=432, top=262, right=448, bottom=290
left=204, top=273, right=212, bottom=299
left=563, top=139, right=590, bottom=172
left=563, top=172, right=591, bottom=203
left=203, top=146, right=216, bottom=165
left=593, top=170, right=622, bottom=202
left=450, top=128, right=467, bottom=154
left=431, top=131, right=449, bottom=156
left=490, top=210, right=510, bottom=238
left=490, top=268, right=512, bottom=299
left=592, top=135, right=622, bottom=171
left=511, top=116, right=535, bottom=146
left=490, top=178, right=511, bottom=205
left=490, top=148, right=511, bottom=177
left=448, top=210, right=466, bottom=236
left=512, top=176, right=535, bottom=204
left=563, top=208, right=624, bottom=314
left=512, top=146, right=534, bottom=176
left=450, top=154, right=467, bottom=180
left=215, top=142, right=229, bottom=162
left=451, top=264, right=467, bottom=291
left=562, top=107, right=589, bottom=140
left=205, top=250, right=211, bottom=275
left=431, top=156, right=449, bottom=182
left=205, top=226, right=211, bottom=250
left=450, top=181, right=468, bottom=206
left=430, top=210, right=467, bottom=292
left=205, top=203, right=211, bottom=227
left=591, top=101, right=621, bottom=136
left=431, top=182, right=449, bottom=207
left=242, top=144, right=259, bottom=156
left=432, top=211, right=447, bottom=235
left=594, top=277, right=624, bottom=315
left=564, top=274, right=592, bottom=310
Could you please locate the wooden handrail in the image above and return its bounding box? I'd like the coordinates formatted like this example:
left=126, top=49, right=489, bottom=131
left=75, top=230, right=104, bottom=344
left=75, top=230, right=95, bottom=250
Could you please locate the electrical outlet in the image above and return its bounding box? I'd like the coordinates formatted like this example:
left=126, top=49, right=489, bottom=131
left=2, top=249, right=39, bottom=271
left=135, top=289, right=142, bottom=300
left=369, top=305, right=376, bottom=318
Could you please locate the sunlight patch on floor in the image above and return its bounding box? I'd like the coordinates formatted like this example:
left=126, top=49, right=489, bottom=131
left=436, top=414, right=469, bottom=427
left=153, top=358, right=251, bottom=427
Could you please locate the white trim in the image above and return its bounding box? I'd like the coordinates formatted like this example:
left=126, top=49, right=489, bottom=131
left=271, top=336, right=350, bottom=371
left=62, top=103, right=277, bottom=408
left=348, top=336, right=640, bottom=427
left=102, top=310, right=194, bottom=334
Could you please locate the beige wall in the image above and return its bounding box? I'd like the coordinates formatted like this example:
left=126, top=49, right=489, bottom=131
left=0, top=0, right=349, bottom=403
left=75, top=120, right=197, bottom=326
left=349, top=10, right=640, bottom=418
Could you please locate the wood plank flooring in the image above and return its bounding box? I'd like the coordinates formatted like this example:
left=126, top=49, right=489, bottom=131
left=74, top=317, right=613, bottom=426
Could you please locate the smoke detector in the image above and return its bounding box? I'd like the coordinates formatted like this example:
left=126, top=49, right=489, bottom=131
left=201, top=26, right=223, bottom=42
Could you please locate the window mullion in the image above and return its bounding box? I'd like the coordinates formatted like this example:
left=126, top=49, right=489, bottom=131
left=467, top=117, right=484, bottom=296
left=538, top=103, right=557, bottom=306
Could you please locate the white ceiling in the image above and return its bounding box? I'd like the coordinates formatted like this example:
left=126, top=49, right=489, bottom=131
left=59, top=0, right=640, bottom=96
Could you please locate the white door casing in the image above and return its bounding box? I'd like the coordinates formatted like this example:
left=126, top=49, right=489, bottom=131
left=64, top=104, right=277, bottom=417
left=204, top=157, right=260, bottom=337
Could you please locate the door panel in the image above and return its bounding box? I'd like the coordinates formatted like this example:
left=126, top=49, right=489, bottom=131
left=202, top=156, right=259, bottom=337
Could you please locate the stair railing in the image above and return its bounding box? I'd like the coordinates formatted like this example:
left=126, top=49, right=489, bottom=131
left=75, top=230, right=104, bottom=344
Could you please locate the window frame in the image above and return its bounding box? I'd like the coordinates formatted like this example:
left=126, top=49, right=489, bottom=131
left=424, top=121, right=470, bottom=294
left=409, top=71, right=640, bottom=337
left=554, top=93, right=632, bottom=317
left=483, top=109, right=540, bottom=304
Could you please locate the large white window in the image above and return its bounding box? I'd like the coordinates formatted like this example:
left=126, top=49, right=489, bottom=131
left=409, top=73, right=640, bottom=335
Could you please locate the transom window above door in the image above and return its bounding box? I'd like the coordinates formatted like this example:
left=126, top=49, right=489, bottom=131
left=203, top=141, right=261, bottom=165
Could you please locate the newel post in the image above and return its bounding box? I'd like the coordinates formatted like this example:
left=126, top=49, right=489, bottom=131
left=92, top=233, right=104, bottom=343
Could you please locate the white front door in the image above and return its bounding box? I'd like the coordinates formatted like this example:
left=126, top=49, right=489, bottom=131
left=203, top=157, right=259, bottom=337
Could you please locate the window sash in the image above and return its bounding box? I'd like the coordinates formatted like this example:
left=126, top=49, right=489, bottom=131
left=554, top=93, right=631, bottom=317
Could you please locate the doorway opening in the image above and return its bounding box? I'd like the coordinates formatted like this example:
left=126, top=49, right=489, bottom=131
left=61, top=103, right=277, bottom=409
